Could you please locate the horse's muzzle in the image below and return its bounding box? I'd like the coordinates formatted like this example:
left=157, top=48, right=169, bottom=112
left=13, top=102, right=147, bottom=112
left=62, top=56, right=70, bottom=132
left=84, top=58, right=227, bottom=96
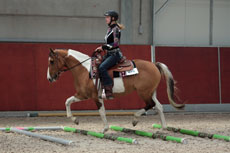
left=48, top=78, right=54, bottom=82
left=48, top=73, right=59, bottom=83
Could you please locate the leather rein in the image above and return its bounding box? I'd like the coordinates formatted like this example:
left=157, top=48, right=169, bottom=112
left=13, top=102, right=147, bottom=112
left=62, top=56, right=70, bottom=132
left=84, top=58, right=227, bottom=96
left=59, top=57, right=91, bottom=73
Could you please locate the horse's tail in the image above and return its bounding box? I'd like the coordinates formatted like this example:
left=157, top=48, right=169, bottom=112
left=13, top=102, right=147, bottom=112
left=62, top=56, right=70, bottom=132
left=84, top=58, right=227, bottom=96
left=155, top=62, right=185, bottom=109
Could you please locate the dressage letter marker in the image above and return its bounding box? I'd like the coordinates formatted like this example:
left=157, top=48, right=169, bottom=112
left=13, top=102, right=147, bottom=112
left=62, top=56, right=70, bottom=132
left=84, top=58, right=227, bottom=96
left=63, top=126, right=137, bottom=144
left=110, top=125, right=186, bottom=144
left=152, top=124, right=230, bottom=142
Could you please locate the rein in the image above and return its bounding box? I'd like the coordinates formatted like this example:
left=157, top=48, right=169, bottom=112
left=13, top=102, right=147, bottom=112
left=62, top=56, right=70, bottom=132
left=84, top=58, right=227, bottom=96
left=59, top=57, right=91, bottom=73
left=60, top=50, right=100, bottom=73
left=57, top=57, right=91, bottom=75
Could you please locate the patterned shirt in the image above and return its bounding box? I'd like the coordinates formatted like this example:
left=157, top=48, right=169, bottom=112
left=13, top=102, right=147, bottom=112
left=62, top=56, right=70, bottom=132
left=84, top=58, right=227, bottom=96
left=102, top=24, right=121, bottom=50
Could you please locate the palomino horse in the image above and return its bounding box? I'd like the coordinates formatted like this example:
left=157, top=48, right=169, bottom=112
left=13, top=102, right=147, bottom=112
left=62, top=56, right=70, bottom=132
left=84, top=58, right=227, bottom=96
left=47, top=48, right=184, bottom=133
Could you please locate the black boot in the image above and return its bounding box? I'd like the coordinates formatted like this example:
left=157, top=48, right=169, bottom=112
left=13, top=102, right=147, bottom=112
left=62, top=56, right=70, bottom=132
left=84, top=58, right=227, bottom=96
left=104, top=85, right=113, bottom=99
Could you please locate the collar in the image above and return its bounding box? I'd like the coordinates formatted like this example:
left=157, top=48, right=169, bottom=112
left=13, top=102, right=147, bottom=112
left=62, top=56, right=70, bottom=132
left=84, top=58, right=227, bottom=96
left=109, top=23, right=117, bottom=29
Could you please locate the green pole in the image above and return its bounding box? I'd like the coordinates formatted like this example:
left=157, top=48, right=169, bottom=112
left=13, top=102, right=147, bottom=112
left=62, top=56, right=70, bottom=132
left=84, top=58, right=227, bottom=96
left=63, top=127, right=137, bottom=144
left=0, top=127, right=11, bottom=131
left=152, top=124, right=230, bottom=142
left=0, top=127, right=63, bottom=131
left=110, top=125, right=186, bottom=144
left=213, top=134, right=230, bottom=141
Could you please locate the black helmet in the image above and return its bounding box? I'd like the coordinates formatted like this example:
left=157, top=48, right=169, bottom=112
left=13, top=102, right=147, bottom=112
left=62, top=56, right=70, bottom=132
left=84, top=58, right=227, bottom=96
left=104, top=10, right=119, bottom=21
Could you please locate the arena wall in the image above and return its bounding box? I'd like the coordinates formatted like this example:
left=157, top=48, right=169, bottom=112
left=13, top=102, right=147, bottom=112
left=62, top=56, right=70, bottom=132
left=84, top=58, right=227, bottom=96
left=0, top=43, right=229, bottom=111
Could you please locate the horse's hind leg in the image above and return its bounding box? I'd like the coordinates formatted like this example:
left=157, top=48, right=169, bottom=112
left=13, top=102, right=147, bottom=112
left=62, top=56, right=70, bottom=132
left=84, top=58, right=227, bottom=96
left=132, top=108, right=146, bottom=126
left=132, top=96, right=155, bottom=126
left=152, top=91, right=167, bottom=129
left=65, top=96, right=81, bottom=124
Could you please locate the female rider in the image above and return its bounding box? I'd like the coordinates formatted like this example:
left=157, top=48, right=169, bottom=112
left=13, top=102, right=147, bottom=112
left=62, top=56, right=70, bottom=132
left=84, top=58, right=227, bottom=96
left=95, top=10, right=124, bottom=99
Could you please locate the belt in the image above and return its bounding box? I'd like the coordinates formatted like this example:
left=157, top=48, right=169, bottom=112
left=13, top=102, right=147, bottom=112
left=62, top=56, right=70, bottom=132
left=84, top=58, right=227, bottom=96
left=107, top=48, right=120, bottom=53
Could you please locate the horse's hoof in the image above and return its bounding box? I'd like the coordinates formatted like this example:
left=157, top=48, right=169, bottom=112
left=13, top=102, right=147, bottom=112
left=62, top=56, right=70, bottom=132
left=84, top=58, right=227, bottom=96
left=71, top=117, right=79, bottom=125
left=132, top=120, right=138, bottom=127
left=102, top=128, right=109, bottom=133
left=162, top=127, right=167, bottom=130
left=74, top=119, right=79, bottom=125
left=102, top=126, right=109, bottom=133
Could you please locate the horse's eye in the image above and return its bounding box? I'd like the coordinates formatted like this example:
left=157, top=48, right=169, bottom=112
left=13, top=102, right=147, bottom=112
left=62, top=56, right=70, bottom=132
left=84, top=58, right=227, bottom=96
left=50, top=60, right=54, bottom=65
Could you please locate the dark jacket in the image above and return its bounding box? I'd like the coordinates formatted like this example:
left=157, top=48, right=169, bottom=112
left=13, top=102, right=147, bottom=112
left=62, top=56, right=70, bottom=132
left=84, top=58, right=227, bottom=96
left=102, top=24, right=121, bottom=51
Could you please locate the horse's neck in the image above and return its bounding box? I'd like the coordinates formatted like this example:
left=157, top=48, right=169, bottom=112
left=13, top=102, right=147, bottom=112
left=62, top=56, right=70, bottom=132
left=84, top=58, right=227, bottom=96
left=55, top=49, right=68, bottom=57
left=65, top=49, right=91, bottom=86
left=67, top=49, right=91, bottom=72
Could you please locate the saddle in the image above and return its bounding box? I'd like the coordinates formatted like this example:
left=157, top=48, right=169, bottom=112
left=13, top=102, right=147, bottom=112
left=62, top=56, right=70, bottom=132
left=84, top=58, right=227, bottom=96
left=90, top=51, right=138, bottom=91
left=109, top=56, right=133, bottom=72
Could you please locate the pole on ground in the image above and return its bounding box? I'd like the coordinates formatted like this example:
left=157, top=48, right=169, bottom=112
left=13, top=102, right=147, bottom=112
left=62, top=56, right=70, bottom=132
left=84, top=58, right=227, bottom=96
left=152, top=124, right=230, bottom=142
left=0, top=127, right=63, bottom=131
left=63, top=126, right=138, bottom=144
left=10, top=128, right=73, bottom=145
left=110, top=125, right=186, bottom=144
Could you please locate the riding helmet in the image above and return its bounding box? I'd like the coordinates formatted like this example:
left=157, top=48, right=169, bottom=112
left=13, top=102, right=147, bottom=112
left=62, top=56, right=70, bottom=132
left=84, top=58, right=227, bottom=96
left=104, top=10, right=119, bottom=21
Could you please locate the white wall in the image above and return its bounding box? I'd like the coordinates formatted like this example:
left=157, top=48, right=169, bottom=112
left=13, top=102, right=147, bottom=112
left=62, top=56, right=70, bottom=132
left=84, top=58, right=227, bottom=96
left=155, top=0, right=230, bottom=46
left=155, top=0, right=210, bottom=46
left=213, top=0, right=230, bottom=46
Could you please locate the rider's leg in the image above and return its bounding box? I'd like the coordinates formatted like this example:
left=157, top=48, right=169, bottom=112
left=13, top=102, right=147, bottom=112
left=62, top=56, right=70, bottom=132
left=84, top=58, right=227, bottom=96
left=98, top=52, right=121, bottom=98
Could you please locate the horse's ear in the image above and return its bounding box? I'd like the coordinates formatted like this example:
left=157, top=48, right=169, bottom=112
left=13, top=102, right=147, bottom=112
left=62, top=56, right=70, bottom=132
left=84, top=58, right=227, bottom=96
left=49, top=48, right=55, bottom=56
left=50, top=48, right=54, bottom=53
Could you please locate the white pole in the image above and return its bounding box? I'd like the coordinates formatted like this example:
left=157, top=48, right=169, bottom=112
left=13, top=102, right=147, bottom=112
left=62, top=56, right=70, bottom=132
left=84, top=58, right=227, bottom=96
left=10, top=128, right=72, bottom=145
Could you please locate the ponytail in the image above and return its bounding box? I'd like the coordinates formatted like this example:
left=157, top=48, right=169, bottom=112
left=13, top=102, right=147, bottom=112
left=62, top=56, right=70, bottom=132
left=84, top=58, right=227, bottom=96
left=117, top=23, right=125, bottom=30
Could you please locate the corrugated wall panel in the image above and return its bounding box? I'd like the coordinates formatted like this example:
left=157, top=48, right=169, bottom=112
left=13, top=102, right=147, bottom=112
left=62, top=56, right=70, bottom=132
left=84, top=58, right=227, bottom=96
left=0, top=43, right=150, bottom=111
left=220, top=47, right=230, bottom=103
left=155, top=46, right=219, bottom=104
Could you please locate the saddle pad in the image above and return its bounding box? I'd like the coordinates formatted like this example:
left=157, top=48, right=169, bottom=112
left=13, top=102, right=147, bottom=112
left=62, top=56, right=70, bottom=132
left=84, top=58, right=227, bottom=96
left=115, top=68, right=139, bottom=77
left=113, top=61, right=139, bottom=77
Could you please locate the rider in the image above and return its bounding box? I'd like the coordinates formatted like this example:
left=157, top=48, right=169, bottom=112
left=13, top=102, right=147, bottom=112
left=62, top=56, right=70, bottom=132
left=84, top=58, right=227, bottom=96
left=95, top=10, right=124, bottom=99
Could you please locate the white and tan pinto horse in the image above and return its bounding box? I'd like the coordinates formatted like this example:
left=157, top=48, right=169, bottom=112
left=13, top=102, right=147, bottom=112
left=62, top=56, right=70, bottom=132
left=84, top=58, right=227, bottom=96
left=47, top=48, right=184, bottom=133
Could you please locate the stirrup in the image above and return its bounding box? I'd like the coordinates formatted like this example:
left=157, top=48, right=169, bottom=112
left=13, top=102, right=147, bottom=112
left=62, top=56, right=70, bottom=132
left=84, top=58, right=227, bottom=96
left=98, top=93, right=113, bottom=100
left=105, top=85, right=113, bottom=99
left=98, top=86, right=113, bottom=99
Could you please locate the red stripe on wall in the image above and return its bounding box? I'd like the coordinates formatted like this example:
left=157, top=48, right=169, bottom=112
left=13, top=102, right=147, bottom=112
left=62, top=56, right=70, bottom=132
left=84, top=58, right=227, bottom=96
left=0, top=43, right=150, bottom=111
left=155, top=46, right=219, bottom=104
left=220, top=47, right=230, bottom=103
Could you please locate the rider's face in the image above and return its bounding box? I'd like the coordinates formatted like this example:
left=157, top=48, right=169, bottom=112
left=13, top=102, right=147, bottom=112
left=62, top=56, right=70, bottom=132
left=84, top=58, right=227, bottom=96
left=105, top=16, right=111, bottom=24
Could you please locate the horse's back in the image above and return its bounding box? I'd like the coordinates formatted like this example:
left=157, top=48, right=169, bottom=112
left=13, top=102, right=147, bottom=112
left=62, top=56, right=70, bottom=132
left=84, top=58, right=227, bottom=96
left=121, top=59, right=161, bottom=93
left=134, top=59, right=161, bottom=77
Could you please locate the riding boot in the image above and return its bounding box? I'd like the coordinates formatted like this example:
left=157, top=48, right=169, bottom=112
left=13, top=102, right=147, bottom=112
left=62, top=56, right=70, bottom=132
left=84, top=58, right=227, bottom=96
left=104, top=85, right=113, bottom=99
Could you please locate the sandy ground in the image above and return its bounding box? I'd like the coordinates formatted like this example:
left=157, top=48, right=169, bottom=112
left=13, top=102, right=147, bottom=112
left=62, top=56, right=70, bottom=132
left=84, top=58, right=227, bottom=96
left=0, top=113, right=230, bottom=153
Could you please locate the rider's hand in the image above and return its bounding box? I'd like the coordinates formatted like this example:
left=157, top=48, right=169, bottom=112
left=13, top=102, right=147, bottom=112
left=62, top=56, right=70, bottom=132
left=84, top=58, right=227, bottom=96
left=95, top=46, right=103, bottom=52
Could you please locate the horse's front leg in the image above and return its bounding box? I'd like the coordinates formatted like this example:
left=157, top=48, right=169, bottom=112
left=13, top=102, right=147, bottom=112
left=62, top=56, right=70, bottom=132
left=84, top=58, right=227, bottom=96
left=65, top=96, right=81, bottom=124
left=96, top=99, right=109, bottom=133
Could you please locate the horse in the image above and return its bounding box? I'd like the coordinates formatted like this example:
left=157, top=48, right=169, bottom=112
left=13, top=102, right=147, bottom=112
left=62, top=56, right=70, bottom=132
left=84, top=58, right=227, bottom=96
left=47, top=48, right=184, bottom=133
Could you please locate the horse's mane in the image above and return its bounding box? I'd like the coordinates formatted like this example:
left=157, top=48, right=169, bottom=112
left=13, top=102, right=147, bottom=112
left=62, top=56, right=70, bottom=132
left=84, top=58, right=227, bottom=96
left=67, top=49, right=91, bottom=72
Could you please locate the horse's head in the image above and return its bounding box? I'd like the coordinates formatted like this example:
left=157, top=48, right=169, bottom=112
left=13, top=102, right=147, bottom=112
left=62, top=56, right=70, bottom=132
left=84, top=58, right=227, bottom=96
left=47, top=48, right=66, bottom=82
